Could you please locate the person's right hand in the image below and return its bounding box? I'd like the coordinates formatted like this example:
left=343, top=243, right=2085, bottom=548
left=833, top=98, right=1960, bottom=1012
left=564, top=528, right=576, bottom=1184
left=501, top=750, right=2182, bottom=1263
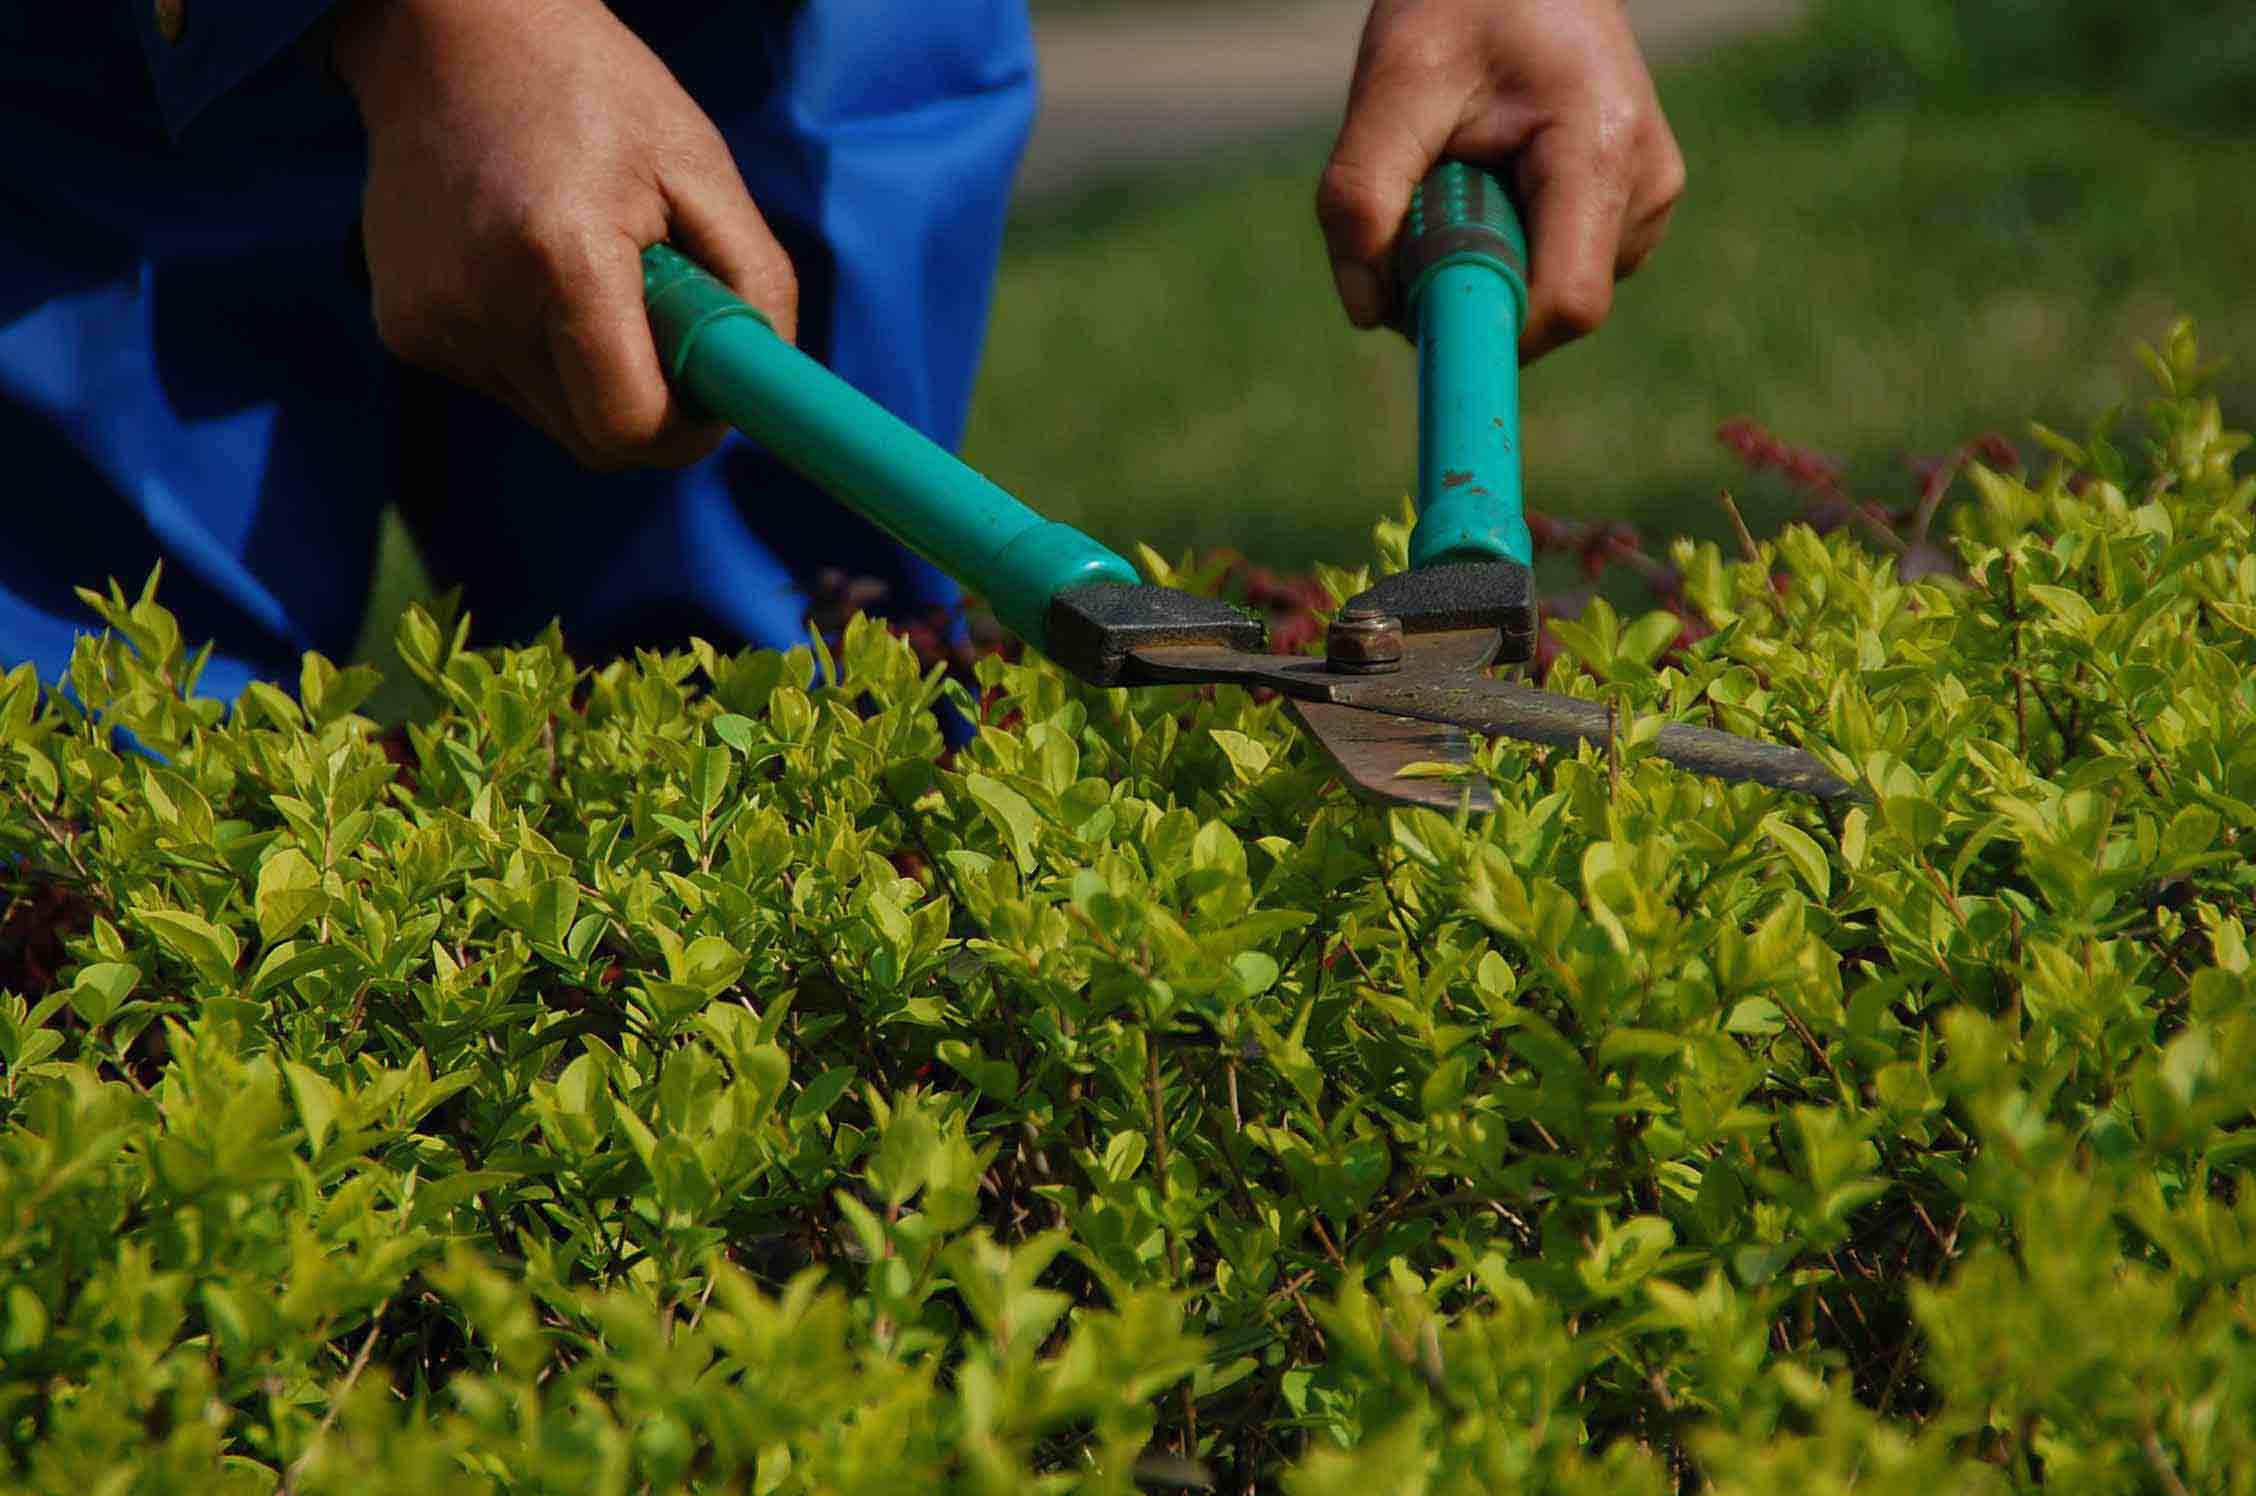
left=332, top=0, right=796, bottom=470
left=1318, top=0, right=1683, bottom=362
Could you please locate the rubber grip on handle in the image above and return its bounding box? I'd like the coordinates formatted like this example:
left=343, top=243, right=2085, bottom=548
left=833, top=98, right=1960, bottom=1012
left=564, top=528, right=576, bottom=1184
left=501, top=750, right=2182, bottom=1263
left=1397, top=163, right=1534, bottom=569
left=640, top=244, right=1139, bottom=655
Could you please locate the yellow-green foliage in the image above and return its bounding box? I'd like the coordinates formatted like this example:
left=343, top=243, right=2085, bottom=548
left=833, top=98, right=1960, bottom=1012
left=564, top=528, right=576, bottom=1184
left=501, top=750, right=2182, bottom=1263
left=1, top=324, right=2252, bottom=1492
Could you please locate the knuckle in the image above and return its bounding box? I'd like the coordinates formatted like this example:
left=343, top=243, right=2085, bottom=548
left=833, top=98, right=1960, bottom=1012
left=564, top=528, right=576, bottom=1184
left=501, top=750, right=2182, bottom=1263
left=368, top=299, right=421, bottom=359
left=1364, top=27, right=1454, bottom=91
left=765, top=275, right=800, bottom=340
left=1650, top=137, right=1688, bottom=209
left=1315, top=160, right=1387, bottom=240
left=371, top=295, right=451, bottom=366
left=582, top=404, right=667, bottom=462
left=524, top=222, right=594, bottom=294
left=1547, top=281, right=1613, bottom=338
left=1588, top=113, right=1642, bottom=182
left=655, top=422, right=728, bottom=469
left=508, top=202, right=605, bottom=295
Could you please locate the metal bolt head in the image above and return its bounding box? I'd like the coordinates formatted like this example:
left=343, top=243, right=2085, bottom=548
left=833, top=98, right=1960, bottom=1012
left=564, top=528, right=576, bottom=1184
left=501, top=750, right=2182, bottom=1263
left=1326, top=607, right=1404, bottom=674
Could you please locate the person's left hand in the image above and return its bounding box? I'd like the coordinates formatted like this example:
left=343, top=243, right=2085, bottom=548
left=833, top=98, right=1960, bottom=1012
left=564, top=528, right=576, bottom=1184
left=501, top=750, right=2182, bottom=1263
left=1318, top=0, right=1685, bottom=361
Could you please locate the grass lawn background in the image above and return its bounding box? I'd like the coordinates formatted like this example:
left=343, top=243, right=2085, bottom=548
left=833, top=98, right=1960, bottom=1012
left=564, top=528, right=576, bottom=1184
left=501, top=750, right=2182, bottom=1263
left=960, top=46, right=2256, bottom=570
left=353, top=32, right=2256, bottom=680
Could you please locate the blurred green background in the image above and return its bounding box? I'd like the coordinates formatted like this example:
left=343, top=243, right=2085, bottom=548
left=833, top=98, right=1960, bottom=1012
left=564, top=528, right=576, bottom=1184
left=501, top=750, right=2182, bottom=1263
left=965, top=0, right=2256, bottom=569
left=357, top=0, right=2256, bottom=671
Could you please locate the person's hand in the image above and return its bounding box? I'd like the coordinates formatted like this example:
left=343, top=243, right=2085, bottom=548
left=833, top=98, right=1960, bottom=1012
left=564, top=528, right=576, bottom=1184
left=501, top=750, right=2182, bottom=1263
left=332, top=0, right=796, bottom=469
left=1318, top=0, right=1684, bottom=360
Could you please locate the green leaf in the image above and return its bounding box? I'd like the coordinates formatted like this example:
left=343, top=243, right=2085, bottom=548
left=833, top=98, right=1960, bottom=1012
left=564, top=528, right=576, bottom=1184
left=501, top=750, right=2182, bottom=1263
left=1618, top=609, right=1682, bottom=669
left=1101, top=1130, right=1147, bottom=1184
left=3, top=1286, right=49, bottom=1356
left=936, top=1040, right=1018, bottom=1102
left=135, top=907, right=242, bottom=989
left=298, top=653, right=382, bottom=725
left=2025, top=583, right=2099, bottom=634
left=693, top=744, right=735, bottom=816
left=1580, top=1215, right=1676, bottom=1298
left=284, top=1061, right=343, bottom=1156
left=712, top=712, right=759, bottom=755
left=1761, top=815, right=1831, bottom=901
left=678, top=935, right=747, bottom=997
left=964, top=773, right=1042, bottom=873
left=530, top=878, right=580, bottom=949
left=790, top=1067, right=858, bottom=1126
left=255, top=847, right=328, bottom=944
left=68, top=962, right=140, bottom=1027
left=1223, top=951, right=1279, bottom=1001
left=246, top=941, right=354, bottom=1001
left=1209, top=729, right=1273, bottom=782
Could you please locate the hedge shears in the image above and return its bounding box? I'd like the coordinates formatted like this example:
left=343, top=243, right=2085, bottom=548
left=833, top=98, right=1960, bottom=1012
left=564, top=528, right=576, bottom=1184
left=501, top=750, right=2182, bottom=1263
left=641, top=163, right=1854, bottom=811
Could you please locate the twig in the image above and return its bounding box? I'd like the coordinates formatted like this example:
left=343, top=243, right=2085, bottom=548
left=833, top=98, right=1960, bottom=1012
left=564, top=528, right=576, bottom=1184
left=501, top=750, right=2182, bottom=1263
left=1874, top=1321, right=1922, bottom=1419
left=1848, top=502, right=1910, bottom=555
left=12, top=787, right=94, bottom=884
left=1307, top=1213, right=1349, bottom=1273
left=2143, top=1429, right=2192, bottom=1496
left=1717, top=489, right=1762, bottom=563
left=1999, top=553, right=2030, bottom=757
left=1145, top=1038, right=1196, bottom=1459
left=1148, top=1041, right=1181, bottom=1284
left=1377, top=858, right=1430, bottom=981
left=1778, top=1006, right=1847, bottom=1100
left=1908, top=447, right=1967, bottom=549
left=283, top=1296, right=392, bottom=1494
left=1342, top=1189, right=1502, bottom=1256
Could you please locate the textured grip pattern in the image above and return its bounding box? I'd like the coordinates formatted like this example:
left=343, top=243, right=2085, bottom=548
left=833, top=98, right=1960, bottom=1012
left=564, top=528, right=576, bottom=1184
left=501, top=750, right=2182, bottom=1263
left=1397, top=162, right=1529, bottom=319
left=1397, top=163, right=1534, bottom=570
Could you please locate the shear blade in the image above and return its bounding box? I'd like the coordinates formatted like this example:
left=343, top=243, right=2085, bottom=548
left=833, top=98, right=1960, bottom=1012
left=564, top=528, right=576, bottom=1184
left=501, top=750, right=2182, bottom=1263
left=1135, top=627, right=1858, bottom=807
left=1338, top=675, right=1859, bottom=802
left=1288, top=698, right=1494, bottom=813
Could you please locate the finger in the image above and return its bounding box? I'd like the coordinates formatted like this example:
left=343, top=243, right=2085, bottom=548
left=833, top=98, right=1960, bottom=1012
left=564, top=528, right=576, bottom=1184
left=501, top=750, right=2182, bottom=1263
left=1513, top=126, right=1633, bottom=361
left=1615, top=129, right=1686, bottom=279
left=664, top=139, right=800, bottom=345
left=480, top=358, right=614, bottom=472
left=1316, top=58, right=1461, bottom=327
left=519, top=353, right=725, bottom=474
left=493, top=366, right=597, bottom=468
left=1615, top=194, right=1677, bottom=281
left=384, top=316, right=616, bottom=470
left=542, top=225, right=725, bottom=468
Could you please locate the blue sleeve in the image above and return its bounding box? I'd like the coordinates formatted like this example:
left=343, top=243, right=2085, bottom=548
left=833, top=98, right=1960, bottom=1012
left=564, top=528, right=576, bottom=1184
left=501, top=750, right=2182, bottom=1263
left=132, top=0, right=338, bottom=136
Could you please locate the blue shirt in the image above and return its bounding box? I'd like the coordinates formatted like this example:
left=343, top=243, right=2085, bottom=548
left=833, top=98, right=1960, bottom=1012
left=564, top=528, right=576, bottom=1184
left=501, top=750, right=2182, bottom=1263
left=0, top=0, right=1037, bottom=696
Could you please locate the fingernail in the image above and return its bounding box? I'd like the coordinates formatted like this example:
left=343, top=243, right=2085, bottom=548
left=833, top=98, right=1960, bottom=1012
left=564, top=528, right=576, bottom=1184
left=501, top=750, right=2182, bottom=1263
left=1332, top=260, right=1383, bottom=327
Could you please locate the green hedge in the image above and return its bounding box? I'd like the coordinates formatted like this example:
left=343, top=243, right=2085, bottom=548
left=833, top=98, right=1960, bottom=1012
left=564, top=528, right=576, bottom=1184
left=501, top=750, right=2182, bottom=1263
left=1784, top=0, right=2256, bottom=128
left=3, top=323, right=2253, bottom=1491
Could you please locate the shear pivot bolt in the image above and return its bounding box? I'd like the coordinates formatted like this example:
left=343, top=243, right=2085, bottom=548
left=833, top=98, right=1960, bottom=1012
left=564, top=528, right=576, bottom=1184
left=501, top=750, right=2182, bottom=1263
left=1326, top=607, right=1404, bottom=674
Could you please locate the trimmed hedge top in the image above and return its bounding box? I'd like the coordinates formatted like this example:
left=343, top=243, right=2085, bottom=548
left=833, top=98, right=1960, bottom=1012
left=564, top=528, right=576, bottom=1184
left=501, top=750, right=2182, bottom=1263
left=2, top=323, right=2254, bottom=1492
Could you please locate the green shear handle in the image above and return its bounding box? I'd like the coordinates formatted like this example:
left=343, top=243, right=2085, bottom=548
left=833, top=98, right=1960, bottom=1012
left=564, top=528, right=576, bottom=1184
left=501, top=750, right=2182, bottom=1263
left=1396, top=161, right=1534, bottom=570
left=640, top=158, right=1531, bottom=658
left=641, top=245, right=1138, bottom=653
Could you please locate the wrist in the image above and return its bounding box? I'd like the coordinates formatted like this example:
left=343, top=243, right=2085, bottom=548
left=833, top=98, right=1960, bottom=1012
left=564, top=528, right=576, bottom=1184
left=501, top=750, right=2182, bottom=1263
left=329, top=0, right=422, bottom=114
left=330, top=0, right=491, bottom=114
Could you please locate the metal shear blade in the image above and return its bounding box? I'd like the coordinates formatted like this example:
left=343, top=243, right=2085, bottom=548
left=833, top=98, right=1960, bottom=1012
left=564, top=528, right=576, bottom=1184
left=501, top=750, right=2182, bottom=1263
left=1287, top=698, right=1495, bottom=813
left=1130, top=627, right=1857, bottom=807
